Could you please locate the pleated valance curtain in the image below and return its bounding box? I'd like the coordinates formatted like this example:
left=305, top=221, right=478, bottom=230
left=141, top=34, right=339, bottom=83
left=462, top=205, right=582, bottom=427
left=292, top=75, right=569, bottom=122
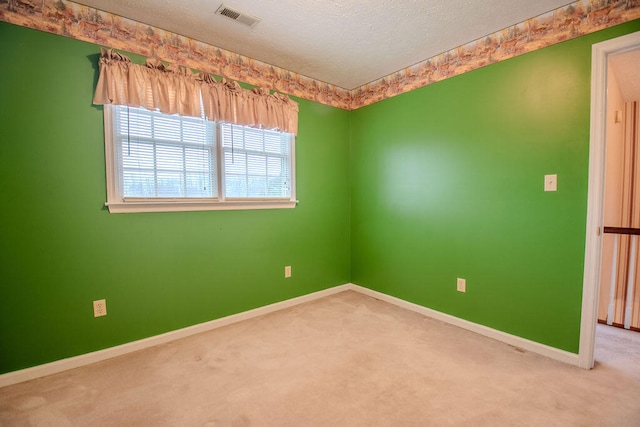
left=93, top=48, right=299, bottom=135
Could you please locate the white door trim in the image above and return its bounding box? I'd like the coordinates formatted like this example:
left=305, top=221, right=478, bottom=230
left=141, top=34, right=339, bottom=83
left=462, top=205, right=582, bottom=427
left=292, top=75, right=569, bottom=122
left=579, top=31, right=640, bottom=369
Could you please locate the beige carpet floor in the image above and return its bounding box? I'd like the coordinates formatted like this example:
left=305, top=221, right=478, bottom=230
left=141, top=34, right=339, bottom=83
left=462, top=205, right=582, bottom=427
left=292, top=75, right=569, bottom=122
left=1, top=290, right=639, bottom=426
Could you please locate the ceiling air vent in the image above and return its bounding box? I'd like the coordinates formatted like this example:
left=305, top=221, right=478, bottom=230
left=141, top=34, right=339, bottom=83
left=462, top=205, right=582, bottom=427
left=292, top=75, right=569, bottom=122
left=215, top=4, right=261, bottom=28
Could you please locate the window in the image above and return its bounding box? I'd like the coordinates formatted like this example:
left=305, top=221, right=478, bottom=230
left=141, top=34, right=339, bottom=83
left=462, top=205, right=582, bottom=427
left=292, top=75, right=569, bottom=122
left=104, top=105, right=296, bottom=213
left=220, top=124, right=293, bottom=199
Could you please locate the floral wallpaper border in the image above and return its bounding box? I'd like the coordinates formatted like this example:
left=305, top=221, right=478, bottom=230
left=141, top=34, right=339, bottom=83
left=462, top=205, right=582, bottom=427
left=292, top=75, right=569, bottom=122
left=0, top=0, right=352, bottom=109
left=1, top=0, right=639, bottom=110
left=352, top=0, right=640, bottom=109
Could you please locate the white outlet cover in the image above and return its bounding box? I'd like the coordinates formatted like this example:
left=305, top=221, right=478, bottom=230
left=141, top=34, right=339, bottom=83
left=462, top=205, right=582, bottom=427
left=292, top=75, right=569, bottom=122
left=93, top=299, right=107, bottom=317
left=456, top=278, right=466, bottom=293
left=544, top=174, right=557, bottom=192
left=285, top=266, right=292, bottom=278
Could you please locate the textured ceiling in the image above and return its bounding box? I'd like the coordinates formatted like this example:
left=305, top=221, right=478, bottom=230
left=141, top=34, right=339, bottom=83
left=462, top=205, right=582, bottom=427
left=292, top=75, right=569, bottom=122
left=610, top=49, right=640, bottom=102
left=74, top=0, right=575, bottom=89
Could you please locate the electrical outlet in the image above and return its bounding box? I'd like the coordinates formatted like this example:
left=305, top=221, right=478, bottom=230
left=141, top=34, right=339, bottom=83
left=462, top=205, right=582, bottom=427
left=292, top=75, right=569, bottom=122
left=285, top=266, right=292, bottom=278
left=456, top=278, right=466, bottom=293
left=544, top=174, right=557, bottom=192
left=93, top=299, right=107, bottom=317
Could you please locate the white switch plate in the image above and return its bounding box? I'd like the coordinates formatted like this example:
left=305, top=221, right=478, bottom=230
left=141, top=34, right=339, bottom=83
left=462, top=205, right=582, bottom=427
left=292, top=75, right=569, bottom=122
left=544, top=174, right=557, bottom=192
left=285, top=266, right=291, bottom=278
left=93, top=299, right=107, bottom=317
left=456, top=278, right=466, bottom=293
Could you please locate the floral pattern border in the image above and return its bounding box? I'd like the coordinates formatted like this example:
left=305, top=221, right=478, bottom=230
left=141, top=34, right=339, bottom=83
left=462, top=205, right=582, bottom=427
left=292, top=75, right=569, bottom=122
left=1, top=0, right=639, bottom=110
left=352, top=0, right=640, bottom=109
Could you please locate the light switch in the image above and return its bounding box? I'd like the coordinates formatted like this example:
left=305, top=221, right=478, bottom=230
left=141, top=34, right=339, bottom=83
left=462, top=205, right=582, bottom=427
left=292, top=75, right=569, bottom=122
left=544, top=174, right=557, bottom=192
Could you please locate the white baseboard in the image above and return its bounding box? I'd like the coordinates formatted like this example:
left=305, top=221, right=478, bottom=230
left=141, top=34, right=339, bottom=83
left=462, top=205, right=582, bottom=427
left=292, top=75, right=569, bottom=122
left=347, top=284, right=580, bottom=366
left=0, top=284, right=351, bottom=388
left=0, top=282, right=579, bottom=388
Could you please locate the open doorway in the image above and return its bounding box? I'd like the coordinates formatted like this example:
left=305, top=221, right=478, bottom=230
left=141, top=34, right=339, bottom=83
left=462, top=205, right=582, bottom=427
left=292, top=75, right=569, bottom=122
left=598, top=50, right=640, bottom=332
left=580, top=31, right=640, bottom=369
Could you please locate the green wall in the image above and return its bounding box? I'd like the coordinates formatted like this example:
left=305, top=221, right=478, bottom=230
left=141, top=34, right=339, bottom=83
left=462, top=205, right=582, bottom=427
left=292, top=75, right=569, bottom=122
left=351, top=20, right=640, bottom=353
left=0, top=22, right=350, bottom=374
left=1, top=19, right=639, bottom=375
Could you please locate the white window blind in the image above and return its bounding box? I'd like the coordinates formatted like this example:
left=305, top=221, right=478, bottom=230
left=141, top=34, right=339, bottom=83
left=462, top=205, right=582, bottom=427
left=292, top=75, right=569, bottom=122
left=104, top=105, right=296, bottom=213
left=113, top=106, right=217, bottom=199
left=221, top=124, right=292, bottom=199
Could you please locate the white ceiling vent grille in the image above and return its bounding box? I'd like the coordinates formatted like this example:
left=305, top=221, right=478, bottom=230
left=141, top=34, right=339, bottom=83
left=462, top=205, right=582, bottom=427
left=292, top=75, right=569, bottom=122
left=215, top=4, right=261, bottom=28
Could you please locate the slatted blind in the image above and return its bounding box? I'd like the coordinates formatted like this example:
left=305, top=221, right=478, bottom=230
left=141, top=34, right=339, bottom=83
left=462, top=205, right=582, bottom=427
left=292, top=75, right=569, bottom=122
left=221, top=124, right=292, bottom=199
left=113, top=105, right=217, bottom=199
left=110, top=105, right=293, bottom=201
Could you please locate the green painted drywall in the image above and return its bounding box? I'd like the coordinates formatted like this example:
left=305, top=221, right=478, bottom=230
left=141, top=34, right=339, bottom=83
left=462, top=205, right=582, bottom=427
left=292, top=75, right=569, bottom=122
left=0, top=22, right=350, bottom=374
left=350, top=20, right=640, bottom=353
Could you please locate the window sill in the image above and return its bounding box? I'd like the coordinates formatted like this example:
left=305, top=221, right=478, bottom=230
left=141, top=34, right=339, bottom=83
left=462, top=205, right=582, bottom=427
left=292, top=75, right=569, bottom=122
left=105, top=199, right=298, bottom=213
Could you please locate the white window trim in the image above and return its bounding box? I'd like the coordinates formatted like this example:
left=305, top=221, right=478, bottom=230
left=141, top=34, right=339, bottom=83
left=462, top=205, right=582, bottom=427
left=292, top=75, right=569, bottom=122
left=103, top=107, right=297, bottom=213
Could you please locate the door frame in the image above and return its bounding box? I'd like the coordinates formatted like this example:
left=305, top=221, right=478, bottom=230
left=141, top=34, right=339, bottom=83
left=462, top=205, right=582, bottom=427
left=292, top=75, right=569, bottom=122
left=580, top=31, right=640, bottom=369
